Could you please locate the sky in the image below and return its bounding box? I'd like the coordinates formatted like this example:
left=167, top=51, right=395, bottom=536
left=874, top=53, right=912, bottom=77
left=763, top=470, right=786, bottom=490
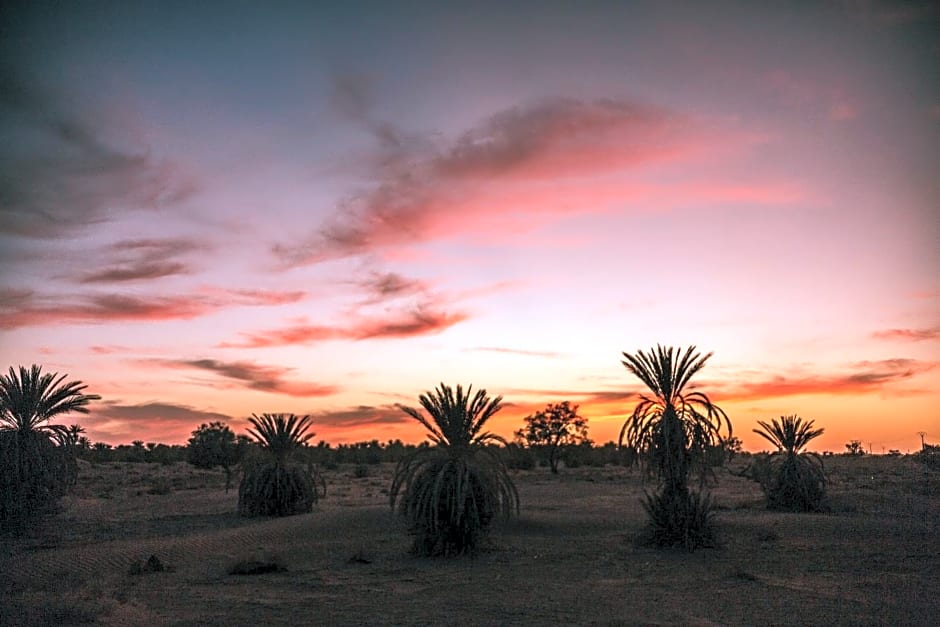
left=1, top=1, right=938, bottom=452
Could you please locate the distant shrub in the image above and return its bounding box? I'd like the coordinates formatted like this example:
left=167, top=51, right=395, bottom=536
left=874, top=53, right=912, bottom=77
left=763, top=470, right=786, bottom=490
left=914, top=446, right=940, bottom=471
left=706, top=436, right=742, bottom=467
left=228, top=559, right=286, bottom=575
left=129, top=554, right=169, bottom=575
left=147, top=477, right=172, bottom=495
left=844, top=440, right=865, bottom=456
left=514, top=401, right=590, bottom=474
left=187, top=422, right=248, bottom=491
left=503, top=443, right=536, bottom=471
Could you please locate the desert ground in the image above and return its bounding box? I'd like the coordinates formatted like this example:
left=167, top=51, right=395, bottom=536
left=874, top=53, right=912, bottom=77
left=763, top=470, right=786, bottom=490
left=1, top=455, right=937, bottom=626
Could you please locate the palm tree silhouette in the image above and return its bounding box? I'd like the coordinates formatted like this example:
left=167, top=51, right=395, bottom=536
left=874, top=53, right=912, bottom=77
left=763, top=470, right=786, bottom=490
left=0, top=365, right=100, bottom=532
left=619, top=345, right=731, bottom=548
left=391, top=383, right=519, bottom=556
left=238, top=413, right=322, bottom=517
left=752, top=415, right=826, bottom=511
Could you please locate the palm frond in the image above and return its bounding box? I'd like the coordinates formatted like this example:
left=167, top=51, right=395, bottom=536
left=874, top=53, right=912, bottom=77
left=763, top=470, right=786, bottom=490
left=753, top=415, right=824, bottom=454
left=0, top=365, right=101, bottom=432
left=246, top=413, right=314, bottom=462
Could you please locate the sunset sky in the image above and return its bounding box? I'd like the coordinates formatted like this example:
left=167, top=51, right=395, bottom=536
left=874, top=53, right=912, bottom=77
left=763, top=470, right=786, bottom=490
left=1, top=1, right=937, bottom=452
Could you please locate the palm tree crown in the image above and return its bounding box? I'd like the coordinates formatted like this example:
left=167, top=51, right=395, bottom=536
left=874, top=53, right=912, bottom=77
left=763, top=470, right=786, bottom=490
left=398, top=384, right=505, bottom=449
left=619, top=345, right=731, bottom=487
left=754, top=415, right=824, bottom=455
left=246, top=413, right=314, bottom=463
left=0, top=365, right=101, bottom=432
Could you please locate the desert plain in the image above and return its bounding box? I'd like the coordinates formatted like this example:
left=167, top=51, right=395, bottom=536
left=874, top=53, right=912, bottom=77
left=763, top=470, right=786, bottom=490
left=1, top=454, right=937, bottom=626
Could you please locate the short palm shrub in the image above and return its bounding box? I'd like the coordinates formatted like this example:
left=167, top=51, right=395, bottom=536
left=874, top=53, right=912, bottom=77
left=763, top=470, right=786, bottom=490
left=753, top=415, right=827, bottom=512
left=619, top=346, right=731, bottom=550
left=237, top=414, right=322, bottom=517
left=390, top=384, right=519, bottom=557
left=0, top=365, right=100, bottom=533
left=642, top=489, right=717, bottom=549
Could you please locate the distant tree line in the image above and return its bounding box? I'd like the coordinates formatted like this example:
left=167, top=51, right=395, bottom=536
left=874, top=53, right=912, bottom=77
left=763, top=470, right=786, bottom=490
left=69, top=433, right=743, bottom=471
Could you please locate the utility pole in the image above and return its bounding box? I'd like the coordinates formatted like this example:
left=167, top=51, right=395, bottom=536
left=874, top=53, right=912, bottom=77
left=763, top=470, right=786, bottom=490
left=918, top=432, right=927, bottom=451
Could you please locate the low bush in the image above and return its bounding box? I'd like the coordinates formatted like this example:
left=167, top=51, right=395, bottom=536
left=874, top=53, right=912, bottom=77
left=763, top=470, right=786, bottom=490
left=396, top=452, right=514, bottom=556
left=0, top=430, right=77, bottom=533
left=238, top=462, right=319, bottom=517
left=640, top=488, right=717, bottom=550
left=761, top=453, right=827, bottom=512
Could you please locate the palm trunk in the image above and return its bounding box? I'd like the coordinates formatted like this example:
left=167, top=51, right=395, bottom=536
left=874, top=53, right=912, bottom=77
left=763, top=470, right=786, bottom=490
left=661, top=405, right=689, bottom=499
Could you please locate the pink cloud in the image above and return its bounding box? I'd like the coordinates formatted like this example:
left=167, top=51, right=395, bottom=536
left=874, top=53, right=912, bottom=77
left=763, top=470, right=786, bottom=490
left=709, top=359, right=937, bottom=401
left=0, top=294, right=212, bottom=329
left=72, top=238, right=201, bottom=284
left=872, top=327, right=940, bottom=342
left=145, top=358, right=339, bottom=398
left=312, top=404, right=409, bottom=428
left=433, top=99, right=698, bottom=180
left=0, top=287, right=306, bottom=329
left=221, top=303, right=467, bottom=348
left=272, top=97, right=778, bottom=266
left=355, top=271, right=429, bottom=304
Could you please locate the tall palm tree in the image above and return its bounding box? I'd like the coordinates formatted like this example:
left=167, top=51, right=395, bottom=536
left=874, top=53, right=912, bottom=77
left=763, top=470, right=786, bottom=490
left=752, top=415, right=826, bottom=511
left=390, top=384, right=519, bottom=556
left=619, top=345, right=731, bottom=549
left=0, top=365, right=100, bottom=532
left=237, top=413, right=322, bottom=517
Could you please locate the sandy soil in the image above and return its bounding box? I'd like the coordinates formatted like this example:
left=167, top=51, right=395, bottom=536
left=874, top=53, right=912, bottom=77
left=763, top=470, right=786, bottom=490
left=1, top=456, right=937, bottom=626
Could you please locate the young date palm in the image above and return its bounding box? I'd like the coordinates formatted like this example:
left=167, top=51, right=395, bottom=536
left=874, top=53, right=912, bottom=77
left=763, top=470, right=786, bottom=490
left=237, top=413, right=323, bottom=517
left=619, top=345, right=731, bottom=549
left=753, top=415, right=826, bottom=511
left=390, top=384, right=519, bottom=556
left=0, top=365, right=100, bottom=532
